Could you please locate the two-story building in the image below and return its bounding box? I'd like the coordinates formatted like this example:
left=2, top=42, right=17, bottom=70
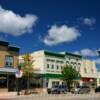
left=19, top=50, right=98, bottom=89
left=0, top=41, right=19, bottom=91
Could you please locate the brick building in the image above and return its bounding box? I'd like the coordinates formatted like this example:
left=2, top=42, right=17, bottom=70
left=0, top=41, right=19, bottom=92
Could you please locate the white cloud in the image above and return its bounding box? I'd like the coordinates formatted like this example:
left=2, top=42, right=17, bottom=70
left=80, top=49, right=97, bottom=57
left=74, top=48, right=98, bottom=57
left=95, top=59, right=100, bottom=64
left=44, top=25, right=80, bottom=46
left=0, top=6, right=38, bottom=36
left=81, top=18, right=96, bottom=26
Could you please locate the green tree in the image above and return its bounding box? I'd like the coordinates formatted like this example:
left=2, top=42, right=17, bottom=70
left=61, top=64, right=81, bottom=91
left=19, top=54, right=34, bottom=92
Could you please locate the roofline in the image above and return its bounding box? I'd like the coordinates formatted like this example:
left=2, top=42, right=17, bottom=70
left=65, top=52, right=82, bottom=58
left=0, top=40, right=20, bottom=52
left=0, top=40, right=9, bottom=46
left=8, top=46, right=20, bottom=52
left=44, top=50, right=65, bottom=58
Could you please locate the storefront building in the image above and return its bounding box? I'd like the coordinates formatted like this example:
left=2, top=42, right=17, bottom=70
left=0, top=41, right=19, bottom=92
left=19, top=50, right=98, bottom=89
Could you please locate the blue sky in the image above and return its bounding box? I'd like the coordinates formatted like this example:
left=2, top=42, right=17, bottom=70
left=0, top=0, right=100, bottom=69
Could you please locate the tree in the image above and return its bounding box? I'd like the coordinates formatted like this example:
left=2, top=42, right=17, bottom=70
left=19, top=54, right=34, bottom=92
left=61, top=64, right=81, bottom=91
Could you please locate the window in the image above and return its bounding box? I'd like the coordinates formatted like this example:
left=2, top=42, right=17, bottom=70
left=56, top=65, right=59, bottom=70
left=46, top=59, right=55, bottom=62
left=68, top=57, right=71, bottom=60
left=51, top=65, right=54, bottom=69
left=56, top=60, right=64, bottom=64
left=66, top=61, right=69, bottom=64
left=91, top=69, right=94, bottom=73
left=5, top=55, right=14, bottom=67
left=47, top=64, right=49, bottom=69
left=84, top=67, right=87, bottom=73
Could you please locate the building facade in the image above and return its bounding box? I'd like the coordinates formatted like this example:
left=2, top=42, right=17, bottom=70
left=19, top=50, right=98, bottom=89
left=0, top=41, right=19, bottom=91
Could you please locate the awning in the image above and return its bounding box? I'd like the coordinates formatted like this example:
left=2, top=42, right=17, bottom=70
left=0, top=68, right=17, bottom=73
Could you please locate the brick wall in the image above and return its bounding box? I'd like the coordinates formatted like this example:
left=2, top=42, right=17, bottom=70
left=0, top=45, right=19, bottom=68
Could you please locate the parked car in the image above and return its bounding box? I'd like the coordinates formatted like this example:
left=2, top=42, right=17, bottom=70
left=95, top=86, right=100, bottom=93
left=71, top=86, right=81, bottom=94
left=47, top=85, right=68, bottom=94
left=47, top=85, right=59, bottom=94
left=71, top=86, right=90, bottom=94
left=58, top=85, right=68, bottom=93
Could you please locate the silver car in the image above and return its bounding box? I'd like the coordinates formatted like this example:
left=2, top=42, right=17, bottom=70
left=72, top=86, right=90, bottom=94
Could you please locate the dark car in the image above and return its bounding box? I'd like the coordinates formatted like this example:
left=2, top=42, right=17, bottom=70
left=58, top=85, right=68, bottom=93
left=47, top=85, right=68, bottom=94
left=95, top=86, right=100, bottom=93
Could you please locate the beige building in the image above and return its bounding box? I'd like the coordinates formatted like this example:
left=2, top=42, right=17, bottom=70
left=80, top=59, right=98, bottom=87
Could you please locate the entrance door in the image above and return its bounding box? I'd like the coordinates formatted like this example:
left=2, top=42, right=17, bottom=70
left=0, top=74, right=7, bottom=92
left=8, top=75, right=16, bottom=91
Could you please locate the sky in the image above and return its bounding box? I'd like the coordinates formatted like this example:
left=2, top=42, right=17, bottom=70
left=0, top=0, right=100, bottom=69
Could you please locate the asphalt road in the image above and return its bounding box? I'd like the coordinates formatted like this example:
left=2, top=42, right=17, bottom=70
left=8, top=94, right=100, bottom=100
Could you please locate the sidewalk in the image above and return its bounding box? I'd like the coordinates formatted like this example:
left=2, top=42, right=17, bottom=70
left=0, top=92, right=17, bottom=98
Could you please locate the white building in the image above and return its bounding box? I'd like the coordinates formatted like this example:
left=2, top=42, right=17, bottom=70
left=19, top=50, right=98, bottom=88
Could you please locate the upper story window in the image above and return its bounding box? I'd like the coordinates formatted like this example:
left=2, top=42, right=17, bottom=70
left=91, top=69, right=94, bottom=73
left=66, top=61, right=69, bottom=64
left=5, top=55, right=14, bottom=67
left=84, top=67, right=87, bottom=73
left=47, top=64, right=49, bottom=69
left=61, top=66, right=63, bottom=70
left=46, top=59, right=55, bottom=62
left=51, top=64, right=54, bottom=69
left=56, top=65, right=59, bottom=70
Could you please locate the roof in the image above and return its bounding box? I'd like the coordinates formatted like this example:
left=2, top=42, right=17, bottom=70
left=65, top=52, right=82, bottom=58
left=44, top=50, right=65, bottom=58
left=0, top=40, right=20, bottom=52
left=8, top=46, right=20, bottom=52
left=44, top=50, right=82, bottom=58
left=0, top=41, right=9, bottom=46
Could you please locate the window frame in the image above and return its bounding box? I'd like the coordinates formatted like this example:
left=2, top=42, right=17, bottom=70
left=5, top=55, right=14, bottom=67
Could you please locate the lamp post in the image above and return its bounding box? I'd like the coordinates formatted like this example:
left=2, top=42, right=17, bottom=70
left=15, top=66, right=21, bottom=96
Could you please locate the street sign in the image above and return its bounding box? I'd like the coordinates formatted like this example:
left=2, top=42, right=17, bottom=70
left=15, top=69, right=23, bottom=78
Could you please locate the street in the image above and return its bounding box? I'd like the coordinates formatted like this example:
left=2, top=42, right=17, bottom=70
left=6, top=93, right=100, bottom=100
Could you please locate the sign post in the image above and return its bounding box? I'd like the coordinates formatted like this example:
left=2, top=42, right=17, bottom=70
left=15, top=66, right=23, bottom=96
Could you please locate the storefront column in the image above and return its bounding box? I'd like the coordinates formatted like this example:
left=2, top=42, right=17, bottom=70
left=7, top=73, right=9, bottom=91
left=43, top=78, right=47, bottom=88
